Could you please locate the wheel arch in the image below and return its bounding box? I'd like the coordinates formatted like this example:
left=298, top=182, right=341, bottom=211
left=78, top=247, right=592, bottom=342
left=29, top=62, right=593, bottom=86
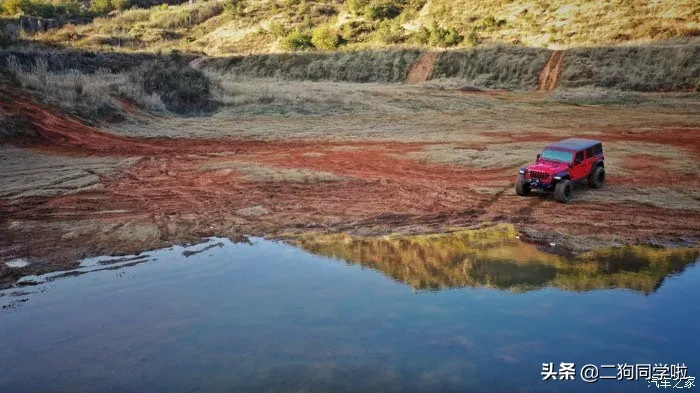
left=554, top=171, right=570, bottom=182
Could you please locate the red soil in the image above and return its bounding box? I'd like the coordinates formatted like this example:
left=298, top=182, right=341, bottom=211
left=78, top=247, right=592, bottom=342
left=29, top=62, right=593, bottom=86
left=406, top=52, right=439, bottom=84
left=538, top=50, right=566, bottom=91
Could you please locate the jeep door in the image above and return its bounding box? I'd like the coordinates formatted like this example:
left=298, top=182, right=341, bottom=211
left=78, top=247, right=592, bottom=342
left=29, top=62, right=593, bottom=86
left=584, top=146, right=597, bottom=175
left=569, top=150, right=589, bottom=181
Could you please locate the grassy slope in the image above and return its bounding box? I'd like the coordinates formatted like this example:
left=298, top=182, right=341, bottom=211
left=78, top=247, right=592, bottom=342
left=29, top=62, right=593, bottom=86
left=14, top=0, right=700, bottom=55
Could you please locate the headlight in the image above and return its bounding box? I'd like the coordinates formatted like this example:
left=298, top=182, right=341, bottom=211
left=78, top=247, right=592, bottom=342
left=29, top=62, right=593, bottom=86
left=554, top=176, right=561, bottom=180
left=519, top=169, right=525, bottom=174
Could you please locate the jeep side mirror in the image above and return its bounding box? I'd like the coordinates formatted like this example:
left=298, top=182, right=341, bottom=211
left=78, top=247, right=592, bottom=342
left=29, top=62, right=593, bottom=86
left=575, top=159, right=582, bottom=164
left=536, top=154, right=541, bottom=160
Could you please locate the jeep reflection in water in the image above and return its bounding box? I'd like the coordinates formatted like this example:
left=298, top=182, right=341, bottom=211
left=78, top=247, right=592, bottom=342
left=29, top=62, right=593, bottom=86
left=515, top=138, right=605, bottom=203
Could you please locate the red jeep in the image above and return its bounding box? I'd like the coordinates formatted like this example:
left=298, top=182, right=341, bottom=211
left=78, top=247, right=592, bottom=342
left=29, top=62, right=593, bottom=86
left=515, top=138, right=605, bottom=203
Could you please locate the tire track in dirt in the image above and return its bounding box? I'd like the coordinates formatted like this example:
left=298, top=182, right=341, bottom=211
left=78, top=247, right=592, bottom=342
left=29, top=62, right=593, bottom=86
left=406, top=52, right=439, bottom=84
left=538, top=50, right=566, bottom=91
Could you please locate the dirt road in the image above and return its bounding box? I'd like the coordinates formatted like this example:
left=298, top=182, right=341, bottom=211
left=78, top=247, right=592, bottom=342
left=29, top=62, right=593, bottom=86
left=1, top=85, right=699, bottom=289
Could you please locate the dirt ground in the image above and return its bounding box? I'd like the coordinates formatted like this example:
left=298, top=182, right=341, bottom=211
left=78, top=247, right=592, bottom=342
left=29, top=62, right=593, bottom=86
left=1, top=83, right=699, bottom=289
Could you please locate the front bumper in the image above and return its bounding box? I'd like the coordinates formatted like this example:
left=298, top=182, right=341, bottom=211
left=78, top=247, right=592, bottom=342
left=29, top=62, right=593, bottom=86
left=522, top=178, right=555, bottom=191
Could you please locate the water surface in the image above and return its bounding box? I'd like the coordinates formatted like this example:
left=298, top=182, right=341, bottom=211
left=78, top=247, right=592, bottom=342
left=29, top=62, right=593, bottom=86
left=1, top=231, right=698, bottom=393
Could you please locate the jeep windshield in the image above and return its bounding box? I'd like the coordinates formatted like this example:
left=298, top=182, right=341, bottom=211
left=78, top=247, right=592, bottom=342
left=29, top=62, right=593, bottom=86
left=540, top=149, right=573, bottom=163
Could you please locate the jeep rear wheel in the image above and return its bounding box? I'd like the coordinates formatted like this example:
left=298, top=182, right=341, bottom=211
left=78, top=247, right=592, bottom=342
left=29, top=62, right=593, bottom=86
left=588, top=166, right=605, bottom=188
left=554, top=180, right=572, bottom=203
left=515, top=175, right=531, bottom=196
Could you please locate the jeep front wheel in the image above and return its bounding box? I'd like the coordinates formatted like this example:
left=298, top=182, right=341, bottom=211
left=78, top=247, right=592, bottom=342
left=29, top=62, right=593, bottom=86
left=515, top=175, right=531, bottom=196
left=588, top=166, right=605, bottom=188
left=554, top=179, right=572, bottom=203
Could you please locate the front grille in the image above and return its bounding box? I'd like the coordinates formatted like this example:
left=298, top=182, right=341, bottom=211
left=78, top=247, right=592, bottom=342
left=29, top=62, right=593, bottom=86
left=529, top=170, right=550, bottom=180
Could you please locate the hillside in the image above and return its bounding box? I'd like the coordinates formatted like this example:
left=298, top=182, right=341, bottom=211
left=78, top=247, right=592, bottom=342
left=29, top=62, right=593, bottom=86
left=1, top=0, right=698, bottom=55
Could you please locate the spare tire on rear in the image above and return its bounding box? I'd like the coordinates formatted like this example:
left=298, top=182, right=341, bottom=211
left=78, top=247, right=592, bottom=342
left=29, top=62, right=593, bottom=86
left=554, top=179, right=572, bottom=203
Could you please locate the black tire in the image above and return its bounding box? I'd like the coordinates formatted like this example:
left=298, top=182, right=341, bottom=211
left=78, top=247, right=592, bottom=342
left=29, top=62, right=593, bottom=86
left=554, top=179, right=572, bottom=203
left=515, top=175, right=530, bottom=196
left=588, top=166, right=605, bottom=188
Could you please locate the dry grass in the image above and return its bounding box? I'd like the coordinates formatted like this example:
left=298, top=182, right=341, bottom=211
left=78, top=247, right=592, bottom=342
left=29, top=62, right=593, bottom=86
left=106, top=85, right=699, bottom=142
left=5, top=55, right=164, bottom=118
left=3, top=53, right=216, bottom=119
left=429, top=46, right=550, bottom=89
left=605, top=142, right=698, bottom=176
left=548, top=88, right=700, bottom=108
left=580, top=186, right=700, bottom=211
left=201, top=49, right=421, bottom=83
left=0, top=146, right=140, bottom=199
left=200, top=160, right=342, bottom=183
left=408, top=142, right=545, bottom=169
left=561, top=44, right=700, bottom=91
left=206, top=76, right=501, bottom=116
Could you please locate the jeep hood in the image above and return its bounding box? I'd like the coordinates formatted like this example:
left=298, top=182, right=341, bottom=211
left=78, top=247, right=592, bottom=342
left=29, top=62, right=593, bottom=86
left=527, top=160, right=569, bottom=173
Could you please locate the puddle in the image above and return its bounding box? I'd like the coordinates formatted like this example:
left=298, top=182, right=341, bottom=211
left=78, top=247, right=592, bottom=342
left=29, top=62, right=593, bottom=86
left=0, top=232, right=698, bottom=393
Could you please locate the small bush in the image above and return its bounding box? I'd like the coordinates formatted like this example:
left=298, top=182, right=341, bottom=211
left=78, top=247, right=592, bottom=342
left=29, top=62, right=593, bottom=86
left=148, top=2, right=224, bottom=29
left=482, top=15, right=496, bottom=30
left=130, top=59, right=214, bottom=114
left=347, top=0, right=369, bottom=15
left=364, top=2, right=400, bottom=20
left=90, top=0, right=115, bottom=14
left=428, top=23, right=463, bottom=47
left=414, top=25, right=430, bottom=45
left=223, top=0, right=245, bottom=17
left=467, top=28, right=479, bottom=46
left=311, top=25, right=340, bottom=50
left=376, top=20, right=405, bottom=44
left=339, top=20, right=374, bottom=43
left=2, top=0, right=31, bottom=15
left=268, top=21, right=288, bottom=37
left=280, top=29, right=314, bottom=51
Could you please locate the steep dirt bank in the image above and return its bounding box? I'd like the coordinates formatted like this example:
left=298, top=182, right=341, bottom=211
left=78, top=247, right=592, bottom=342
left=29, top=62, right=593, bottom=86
left=1, top=86, right=699, bottom=289
left=406, top=52, right=439, bottom=84
left=538, top=50, right=566, bottom=91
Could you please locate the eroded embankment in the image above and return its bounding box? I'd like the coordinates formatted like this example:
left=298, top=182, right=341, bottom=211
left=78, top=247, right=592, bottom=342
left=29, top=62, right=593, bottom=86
left=1, top=87, right=699, bottom=289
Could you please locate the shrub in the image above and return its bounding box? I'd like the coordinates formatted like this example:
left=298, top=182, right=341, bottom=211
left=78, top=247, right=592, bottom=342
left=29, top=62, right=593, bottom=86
left=112, top=0, right=130, bottom=10
left=280, top=30, right=314, bottom=51
left=428, top=23, right=463, bottom=47
left=223, top=0, right=245, bottom=17
left=364, top=2, right=400, bottom=20
left=482, top=15, right=496, bottom=30
left=90, top=0, right=115, bottom=14
left=311, top=25, right=340, bottom=50
left=467, top=28, right=478, bottom=46
left=55, top=0, right=83, bottom=16
left=130, top=59, right=214, bottom=114
left=1, top=0, right=31, bottom=15
left=268, top=21, right=288, bottom=37
left=148, top=2, right=224, bottom=29
left=347, top=0, right=369, bottom=15
left=339, top=20, right=374, bottom=43
left=414, top=25, right=430, bottom=45
left=376, top=20, right=405, bottom=44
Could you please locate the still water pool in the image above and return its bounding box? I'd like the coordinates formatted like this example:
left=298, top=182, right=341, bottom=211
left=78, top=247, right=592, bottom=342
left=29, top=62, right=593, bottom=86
left=1, top=232, right=699, bottom=393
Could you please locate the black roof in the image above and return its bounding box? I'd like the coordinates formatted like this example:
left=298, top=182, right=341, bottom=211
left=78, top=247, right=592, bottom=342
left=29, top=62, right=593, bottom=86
left=546, top=138, right=600, bottom=151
